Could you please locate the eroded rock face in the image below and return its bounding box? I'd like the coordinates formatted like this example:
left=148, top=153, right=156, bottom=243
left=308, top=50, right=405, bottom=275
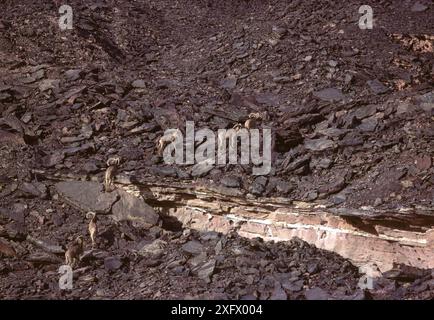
left=167, top=205, right=434, bottom=272
left=54, top=176, right=434, bottom=272
left=120, top=177, right=434, bottom=272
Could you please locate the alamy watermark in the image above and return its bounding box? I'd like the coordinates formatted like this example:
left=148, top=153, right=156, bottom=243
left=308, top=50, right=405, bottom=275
left=359, top=5, right=373, bottom=30
left=159, top=121, right=272, bottom=175
left=58, top=5, right=73, bottom=30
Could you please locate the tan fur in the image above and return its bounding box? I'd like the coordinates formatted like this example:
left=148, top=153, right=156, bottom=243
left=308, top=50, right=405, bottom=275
left=249, top=111, right=269, bottom=121
left=156, top=131, right=179, bottom=156
left=104, top=157, right=121, bottom=192
left=86, top=212, right=98, bottom=248
left=244, top=118, right=257, bottom=129
left=244, top=112, right=267, bottom=129
left=65, top=236, right=84, bottom=267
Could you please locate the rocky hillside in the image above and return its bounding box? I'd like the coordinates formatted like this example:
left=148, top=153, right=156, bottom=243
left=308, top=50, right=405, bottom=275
left=0, top=0, right=433, bottom=299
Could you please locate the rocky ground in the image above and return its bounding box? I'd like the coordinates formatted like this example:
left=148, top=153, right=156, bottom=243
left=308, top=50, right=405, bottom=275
left=0, top=0, right=433, bottom=299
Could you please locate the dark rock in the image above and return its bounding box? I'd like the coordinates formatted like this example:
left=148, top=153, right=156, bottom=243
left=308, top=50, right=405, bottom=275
left=415, top=155, right=432, bottom=171
left=353, top=104, right=377, bottom=120
left=65, top=69, right=82, bottom=81
left=255, top=93, right=282, bottom=107
left=182, top=241, right=204, bottom=256
left=282, top=155, right=311, bottom=173
left=129, top=123, right=158, bottom=134
left=5, top=221, right=27, bottom=240
left=332, top=194, right=347, bottom=205
left=358, top=117, right=378, bottom=132
left=43, top=152, right=65, bottom=168
left=191, top=160, right=214, bottom=177
left=319, top=176, right=347, bottom=195
left=411, top=2, right=428, bottom=12
left=5, top=203, right=27, bottom=222
left=340, top=113, right=360, bottom=129
left=39, top=79, right=59, bottom=92
left=328, top=60, right=338, bottom=67
left=200, top=231, right=220, bottom=241
left=273, top=76, right=291, bottom=83
left=221, top=176, right=241, bottom=188
left=313, top=158, right=333, bottom=169
left=144, top=259, right=162, bottom=267
left=367, top=79, right=389, bottom=95
left=334, top=289, right=368, bottom=300
left=304, top=138, right=336, bottom=151
left=273, top=178, right=293, bottom=194
left=305, top=287, right=330, bottom=300
left=148, top=226, right=163, bottom=239
left=396, top=102, right=416, bottom=115
left=281, top=279, right=304, bottom=292
left=63, top=143, right=94, bottom=156
left=307, top=191, right=318, bottom=201
left=52, top=212, right=65, bottom=227
left=272, top=25, right=287, bottom=39
left=307, top=261, right=320, bottom=274
left=313, top=88, right=346, bottom=102
left=81, top=161, right=100, bottom=174
left=316, top=127, right=348, bottom=139
left=0, top=130, right=25, bottom=145
left=415, top=91, right=434, bottom=113
left=61, top=136, right=87, bottom=144
left=274, top=128, right=303, bottom=152
left=189, top=252, right=208, bottom=267
left=382, top=265, right=430, bottom=282
left=149, top=166, right=178, bottom=177
left=26, top=252, right=62, bottom=265
left=0, top=239, right=16, bottom=257
left=220, top=77, right=237, bottom=90
left=340, top=132, right=364, bottom=147
left=131, top=79, right=146, bottom=89
left=176, top=169, right=190, bottom=179
left=249, top=176, right=268, bottom=196
left=19, top=182, right=48, bottom=199
left=270, top=283, right=287, bottom=300
left=104, top=256, right=122, bottom=271
left=26, top=235, right=64, bottom=254
left=374, top=198, right=383, bottom=206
